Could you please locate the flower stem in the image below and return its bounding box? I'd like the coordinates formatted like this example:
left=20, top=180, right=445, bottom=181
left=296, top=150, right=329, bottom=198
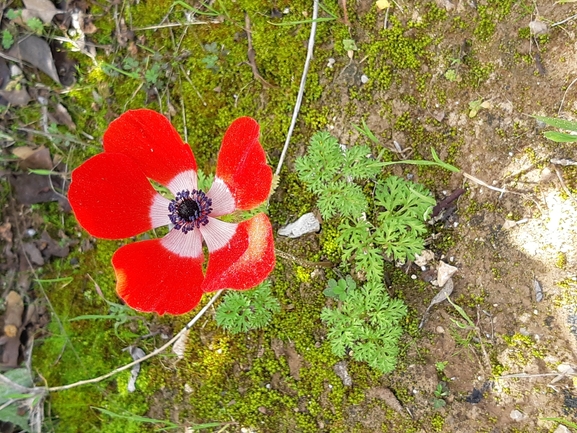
left=47, top=290, right=223, bottom=392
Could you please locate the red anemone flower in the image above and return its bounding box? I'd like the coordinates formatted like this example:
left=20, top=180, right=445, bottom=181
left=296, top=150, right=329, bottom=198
left=68, top=109, right=275, bottom=315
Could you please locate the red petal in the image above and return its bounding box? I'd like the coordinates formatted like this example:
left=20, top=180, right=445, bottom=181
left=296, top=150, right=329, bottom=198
left=69, top=153, right=163, bottom=239
left=103, top=109, right=197, bottom=186
left=215, top=117, right=272, bottom=210
left=202, top=214, right=275, bottom=293
left=113, top=239, right=204, bottom=315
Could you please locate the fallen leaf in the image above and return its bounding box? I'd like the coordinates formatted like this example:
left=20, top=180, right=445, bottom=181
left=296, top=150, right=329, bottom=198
left=427, top=278, right=454, bottom=311
left=8, top=173, right=69, bottom=210
left=124, top=346, right=146, bottom=392
left=116, top=17, right=134, bottom=47
left=419, top=278, right=454, bottom=328
left=533, top=276, right=544, bottom=302
left=9, top=35, right=61, bottom=84
left=38, top=231, right=70, bottom=259
left=22, top=0, right=63, bottom=24
left=3, top=291, right=24, bottom=338
left=50, top=41, right=77, bottom=86
left=529, top=19, right=549, bottom=36
left=0, top=334, right=21, bottom=367
left=0, top=222, right=12, bottom=243
left=172, top=329, right=190, bottom=360
left=333, top=361, right=352, bottom=386
left=50, top=103, right=76, bottom=130
left=436, top=261, right=458, bottom=287
left=0, top=58, right=9, bottom=88
left=22, top=242, right=44, bottom=266
left=18, top=146, right=53, bottom=171
left=0, top=58, right=11, bottom=106
left=0, top=88, right=31, bottom=107
left=415, top=250, right=435, bottom=267
left=11, top=146, right=36, bottom=160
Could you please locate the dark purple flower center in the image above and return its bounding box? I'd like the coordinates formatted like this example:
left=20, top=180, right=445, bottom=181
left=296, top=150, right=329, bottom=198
left=168, top=189, right=212, bottom=234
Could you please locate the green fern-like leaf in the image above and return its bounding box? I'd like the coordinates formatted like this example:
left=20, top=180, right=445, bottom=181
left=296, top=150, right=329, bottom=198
left=215, top=281, right=280, bottom=334
left=317, top=180, right=367, bottom=220
left=295, top=131, right=344, bottom=191
left=342, top=145, right=381, bottom=180
left=321, top=280, right=407, bottom=374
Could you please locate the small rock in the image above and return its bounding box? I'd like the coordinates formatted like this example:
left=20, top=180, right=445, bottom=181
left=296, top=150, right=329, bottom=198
left=529, top=20, right=549, bottom=36
left=510, top=409, right=526, bottom=422
left=333, top=361, right=352, bottom=386
left=415, top=250, right=435, bottom=267
left=278, top=212, right=320, bottom=238
left=437, top=261, right=458, bottom=287
left=436, top=326, right=445, bottom=334
left=554, top=425, right=571, bottom=433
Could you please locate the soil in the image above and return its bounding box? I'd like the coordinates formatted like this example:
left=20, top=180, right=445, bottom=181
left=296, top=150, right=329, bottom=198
left=2, top=0, right=577, bottom=432
left=271, top=1, right=577, bottom=430
left=348, top=2, right=577, bottom=432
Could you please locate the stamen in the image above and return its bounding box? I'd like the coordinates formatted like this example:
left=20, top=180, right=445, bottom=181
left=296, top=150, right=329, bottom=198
left=168, top=189, right=213, bottom=234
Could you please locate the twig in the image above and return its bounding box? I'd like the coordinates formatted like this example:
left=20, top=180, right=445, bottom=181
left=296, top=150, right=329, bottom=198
left=47, top=290, right=222, bottom=392
left=557, top=76, right=577, bottom=115
left=341, top=0, right=350, bottom=26
left=553, top=166, right=577, bottom=206
left=132, top=21, right=215, bottom=30
left=499, top=372, right=577, bottom=379
left=244, top=13, right=274, bottom=88
left=552, top=13, right=577, bottom=28
left=275, top=248, right=333, bottom=268
left=462, top=172, right=523, bottom=196
left=275, top=0, right=319, bottom=177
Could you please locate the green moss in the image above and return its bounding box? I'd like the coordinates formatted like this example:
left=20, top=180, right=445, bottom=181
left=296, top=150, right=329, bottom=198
left=363, top=15, right=434, bottom=91
left=295, top=265, right=312, bottom=283
left=555, top=252, right=567, bottom=270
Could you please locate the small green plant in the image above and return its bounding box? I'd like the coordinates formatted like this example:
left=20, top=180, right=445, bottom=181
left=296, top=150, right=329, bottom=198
left=435, top=361, right=448, bottom=373
left=295, top=131, right=381, bottom=220
left=432, top=382, right=449, bottom=409
left=323, top=275, right=356, bottom=300
left=296, top=130, right=436, bottom=281
left=321, top=279, right=407, bottom=374
left=468, top=98, right=491, bottom=117
left=145, top=63, right=162, bottom=85
left=26, top=17, right=44, bottom=34
left=69, top=292, right=142, bottom=339
left=444, top=69, right=457, bottom=82
left=215, top=281, right=280, bottom=334
left=535, top=115, right=577, bottom=142
left=343, top=38, right=358, bottom=52
left=1, top=29, right=14, bottom=50
left=93, top=407, right=223, bottom=431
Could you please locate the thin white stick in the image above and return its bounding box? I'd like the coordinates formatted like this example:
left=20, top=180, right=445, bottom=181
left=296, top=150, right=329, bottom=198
left=557, top=76, right=577, bottom=116
left=275, top=0, right=319, bottom=176
left=47, top=290, right=222, bottom=392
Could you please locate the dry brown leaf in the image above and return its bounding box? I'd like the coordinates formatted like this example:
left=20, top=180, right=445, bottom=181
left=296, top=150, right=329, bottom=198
left=22, top=242, right=45, bottom=266
left=4, top=291, right=24, bottom=338
left=0, top=88, right=31, bottom=107
left=0, top=222, right=12, bottom=243
left=9, top=35, right=61, bottom=84
left=19, top=146, right=53, bottom=170
left=172, top=329, right=189, bottom=359
left=23, top=0, right=62, bottom=24
left=11, top=146, right=36, bottom=160
left=51, top=103, right=76, bottom=130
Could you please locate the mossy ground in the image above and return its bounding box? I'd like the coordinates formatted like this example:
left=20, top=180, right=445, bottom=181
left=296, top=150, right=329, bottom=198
left=1, top=0, right=574, bottom=432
